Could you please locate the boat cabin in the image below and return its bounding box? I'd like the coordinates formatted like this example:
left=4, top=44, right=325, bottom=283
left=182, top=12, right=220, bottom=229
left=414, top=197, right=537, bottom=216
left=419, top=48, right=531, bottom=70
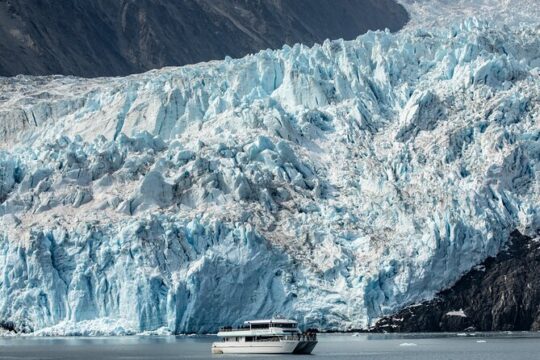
left=217, top=319, right=316, bottom=342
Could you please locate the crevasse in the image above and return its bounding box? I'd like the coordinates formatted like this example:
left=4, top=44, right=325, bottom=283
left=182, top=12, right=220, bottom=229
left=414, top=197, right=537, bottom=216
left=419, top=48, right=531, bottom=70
left=0, top=19, right=538, bottom=334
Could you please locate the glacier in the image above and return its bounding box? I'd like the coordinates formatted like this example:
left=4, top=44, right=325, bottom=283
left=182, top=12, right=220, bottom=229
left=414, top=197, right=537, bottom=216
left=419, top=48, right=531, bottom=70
left=398, top=0, right=540, bottom=29
left=0, top=19, right=539, bottom=335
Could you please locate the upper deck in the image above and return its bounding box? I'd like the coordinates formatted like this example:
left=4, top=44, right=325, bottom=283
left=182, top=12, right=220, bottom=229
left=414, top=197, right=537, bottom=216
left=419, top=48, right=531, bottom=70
left=217, top=319, right=301, bottom=337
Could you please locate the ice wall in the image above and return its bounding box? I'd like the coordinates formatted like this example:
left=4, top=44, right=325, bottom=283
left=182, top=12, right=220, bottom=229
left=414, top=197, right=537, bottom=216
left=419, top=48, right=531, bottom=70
left=0, top=20, right=539, bottom=334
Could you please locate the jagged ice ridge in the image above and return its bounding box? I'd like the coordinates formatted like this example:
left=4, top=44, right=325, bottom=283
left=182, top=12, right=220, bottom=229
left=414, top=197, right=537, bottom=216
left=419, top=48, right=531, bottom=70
left=398, top=0, right=540, bottom=30
left=0, top=19, right=539, bottom=335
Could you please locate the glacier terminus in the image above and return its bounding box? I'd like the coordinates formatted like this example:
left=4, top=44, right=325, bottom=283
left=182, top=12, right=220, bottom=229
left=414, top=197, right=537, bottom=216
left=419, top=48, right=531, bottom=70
left=0, top=18, right=539, bottom=335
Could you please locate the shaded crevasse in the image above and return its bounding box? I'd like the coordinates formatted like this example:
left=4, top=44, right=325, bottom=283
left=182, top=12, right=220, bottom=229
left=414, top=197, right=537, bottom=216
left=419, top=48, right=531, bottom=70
left=0, top=20, right=539, bottom=334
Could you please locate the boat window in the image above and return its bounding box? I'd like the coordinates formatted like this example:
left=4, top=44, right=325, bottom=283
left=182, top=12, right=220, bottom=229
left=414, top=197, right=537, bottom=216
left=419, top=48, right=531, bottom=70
left=250, top=323, right=269, bottom=329
left=273, top=323, right=296, bottom=328
left=258, top=336, right=279, bottom=342
left=245, top=337, right=253, bottom=342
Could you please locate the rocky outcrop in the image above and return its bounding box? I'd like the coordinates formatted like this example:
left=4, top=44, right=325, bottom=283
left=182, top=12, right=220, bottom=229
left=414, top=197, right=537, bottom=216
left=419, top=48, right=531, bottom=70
left=0, top=0, right=408, bottom=77
left=373, top=231, right=540, bottom=332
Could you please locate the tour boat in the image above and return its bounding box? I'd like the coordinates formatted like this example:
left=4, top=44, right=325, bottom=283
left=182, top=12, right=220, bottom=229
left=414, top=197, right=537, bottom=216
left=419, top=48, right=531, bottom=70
left=211, top=319, right=317, bottom=354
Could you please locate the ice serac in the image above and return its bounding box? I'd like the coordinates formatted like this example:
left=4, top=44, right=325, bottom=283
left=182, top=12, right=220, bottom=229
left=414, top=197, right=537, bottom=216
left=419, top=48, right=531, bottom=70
left=0, top=20, right=539, bottom=334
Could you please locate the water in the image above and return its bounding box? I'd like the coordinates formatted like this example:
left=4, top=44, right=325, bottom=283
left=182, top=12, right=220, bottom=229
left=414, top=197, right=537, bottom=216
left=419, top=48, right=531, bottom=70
left=0, top=333, right=539, bottom=360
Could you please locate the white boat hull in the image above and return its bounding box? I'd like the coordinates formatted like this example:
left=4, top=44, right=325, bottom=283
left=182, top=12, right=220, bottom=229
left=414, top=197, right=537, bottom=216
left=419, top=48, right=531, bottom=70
left=212, top=340, right=300, bottom=354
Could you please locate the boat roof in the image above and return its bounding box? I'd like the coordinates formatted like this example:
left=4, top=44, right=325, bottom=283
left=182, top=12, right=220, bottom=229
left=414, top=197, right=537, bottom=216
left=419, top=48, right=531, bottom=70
left=243, top=319, right=297, bottom=325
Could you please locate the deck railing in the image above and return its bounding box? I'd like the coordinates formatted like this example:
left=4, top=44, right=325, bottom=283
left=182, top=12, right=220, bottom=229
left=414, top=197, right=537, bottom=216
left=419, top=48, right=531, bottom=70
left=220, top=333, right=317, bottom=342
left=218, top=326, right=250, bottom=332
left=218, top=325, right=297, bottom=332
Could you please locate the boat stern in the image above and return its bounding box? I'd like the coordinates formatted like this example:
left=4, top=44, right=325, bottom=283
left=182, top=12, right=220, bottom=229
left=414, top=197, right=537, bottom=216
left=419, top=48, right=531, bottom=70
left=293, top=340, right=318, bottom=354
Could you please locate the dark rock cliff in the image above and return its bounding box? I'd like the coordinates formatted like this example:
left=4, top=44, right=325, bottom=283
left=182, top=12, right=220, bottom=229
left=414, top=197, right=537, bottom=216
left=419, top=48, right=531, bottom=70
left=0, top=0, right=408, bottom=77
left=372, top=231, right=540, bottom=332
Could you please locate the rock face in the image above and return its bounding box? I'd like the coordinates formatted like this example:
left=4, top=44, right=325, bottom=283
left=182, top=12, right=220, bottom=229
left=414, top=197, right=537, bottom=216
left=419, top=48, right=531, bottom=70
left=0, top=0, right=408, bottom=77
left=373, top=231, right=540, bottom=332
left=0, top=20, right=538, bottom=335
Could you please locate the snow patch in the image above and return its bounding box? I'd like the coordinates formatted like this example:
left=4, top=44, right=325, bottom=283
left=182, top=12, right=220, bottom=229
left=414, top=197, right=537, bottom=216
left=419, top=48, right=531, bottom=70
left=446, top=310, right=467, bottom=318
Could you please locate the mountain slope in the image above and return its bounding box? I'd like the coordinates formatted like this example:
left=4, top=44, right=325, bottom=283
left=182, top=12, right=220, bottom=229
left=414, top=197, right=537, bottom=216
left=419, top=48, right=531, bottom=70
left=0, top=20, right=539, bottom=334
left=0, top=0, right=408, bottom=77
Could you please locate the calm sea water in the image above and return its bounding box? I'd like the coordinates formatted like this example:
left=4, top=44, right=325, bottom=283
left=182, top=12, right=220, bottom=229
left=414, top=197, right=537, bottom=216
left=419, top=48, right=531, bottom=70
left=0, top=333, right=539, bottom=360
